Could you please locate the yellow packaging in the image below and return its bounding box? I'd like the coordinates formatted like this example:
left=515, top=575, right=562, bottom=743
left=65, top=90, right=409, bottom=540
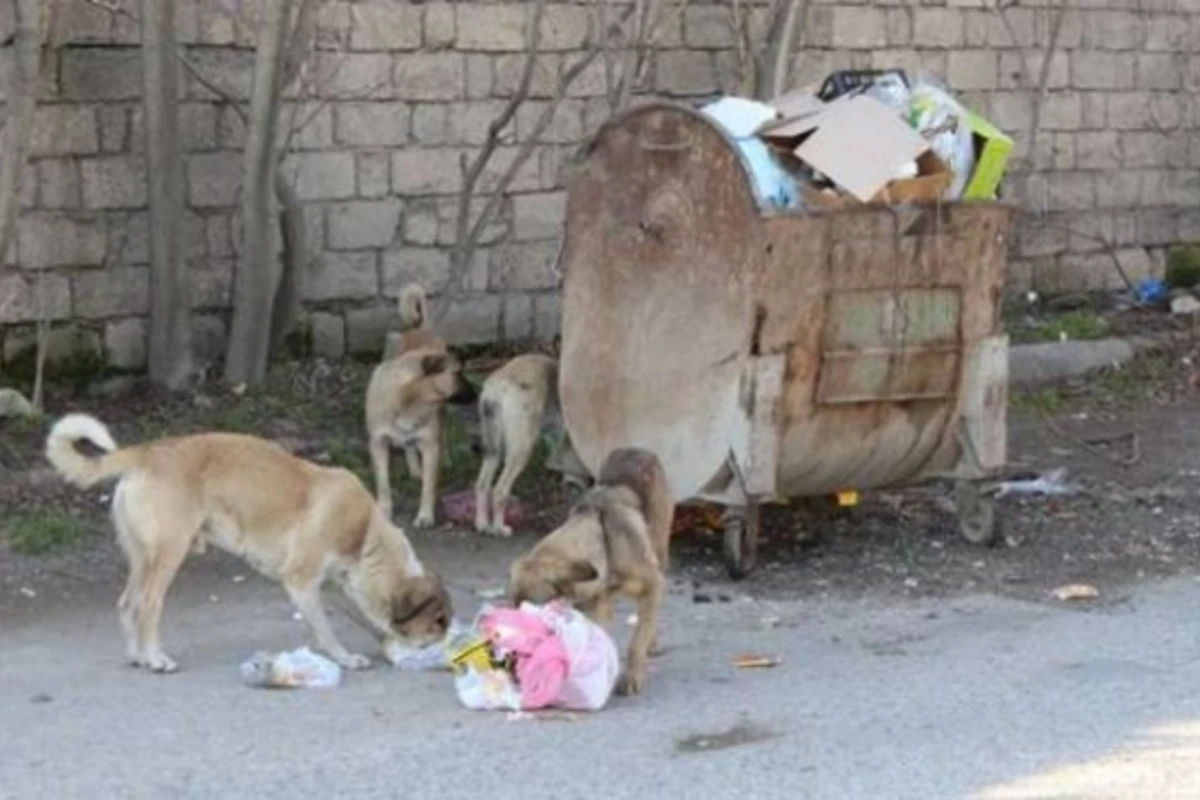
left=961, top=108, right=1013, bottom=200
left=836, top=490, right=860, bottom=507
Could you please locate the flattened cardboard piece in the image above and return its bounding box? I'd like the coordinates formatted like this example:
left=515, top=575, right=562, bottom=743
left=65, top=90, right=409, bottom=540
left=792, top=95, right=931, bottom=203
left=801, top=151, right=951, bottom=208
left=760, top=90, right=826, bottom=134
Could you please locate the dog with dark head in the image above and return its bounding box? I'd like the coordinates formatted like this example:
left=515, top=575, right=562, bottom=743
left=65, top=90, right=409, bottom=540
left=510, top=447, right=674, bottom=695
left=44, top=413, right=452, bottom=673
left=367, top=345, right=476, bottom=528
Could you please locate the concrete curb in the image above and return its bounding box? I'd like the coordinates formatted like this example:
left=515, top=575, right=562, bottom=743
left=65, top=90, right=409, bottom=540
left=1009, top=336, right=1166, bottom=389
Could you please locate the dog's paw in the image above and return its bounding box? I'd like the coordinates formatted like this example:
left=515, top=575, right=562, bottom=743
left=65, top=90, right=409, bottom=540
left=412, top=513, right=435, bottom=530
left=142, top=653, right=179, bottom=674
left=485, top=524, right=513, bottom=539
left=617, top=667, right=646, bottom=696
left=337, top=653, right=373, bottom=670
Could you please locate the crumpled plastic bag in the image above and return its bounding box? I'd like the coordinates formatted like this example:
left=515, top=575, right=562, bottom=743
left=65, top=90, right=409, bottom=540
left=385, top=618, right=473, bottom=672
left=453, top=601, right=620, bottom=712
left=240, top=647, right=342, bottom=689
left=699, top=97, right=800, bottom=210
left=907, top=76, right=976, bottom=201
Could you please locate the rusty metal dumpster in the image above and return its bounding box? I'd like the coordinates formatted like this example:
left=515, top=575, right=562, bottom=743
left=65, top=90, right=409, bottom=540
left=558, top=101, right=1014, bottom=578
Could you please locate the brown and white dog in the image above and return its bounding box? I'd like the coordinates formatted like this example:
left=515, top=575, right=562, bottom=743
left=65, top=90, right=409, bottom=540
left=473, top=353, right=559, bottom=537
left=45, top=413, right=452, bottom=673
left=509, top=447, right=674, bottom=695
left=369, top=282, right=477, bottom=528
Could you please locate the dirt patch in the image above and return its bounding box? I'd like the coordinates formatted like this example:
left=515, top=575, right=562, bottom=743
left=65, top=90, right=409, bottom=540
left=674, top=721, right=779, bottom=754
left=4, top=324, right=1200, bottom=617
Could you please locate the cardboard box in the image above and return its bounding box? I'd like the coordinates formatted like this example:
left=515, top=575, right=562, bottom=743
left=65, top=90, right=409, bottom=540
left=800, top=151, right=951, bottom=208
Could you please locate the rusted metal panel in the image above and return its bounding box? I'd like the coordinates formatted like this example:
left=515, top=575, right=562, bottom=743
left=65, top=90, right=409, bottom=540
left=559, top=99, right=1016, bottom=506
left=957, top=334, right=1009, bottom=475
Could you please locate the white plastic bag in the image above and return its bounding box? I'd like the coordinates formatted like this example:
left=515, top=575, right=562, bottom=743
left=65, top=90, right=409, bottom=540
left=535, top=602, right=620, bottom=712
left=385, top=618, right=472, bottom=672
left=454, top=665, right=524, bottom=711
left=908, top=77, right=975, bottom=201
left=699, top=96, right=800, bottom=210
left=240, top=647, right=342, bottom=689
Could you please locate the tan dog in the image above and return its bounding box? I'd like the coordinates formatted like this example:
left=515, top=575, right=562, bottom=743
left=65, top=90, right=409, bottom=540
left=44, top=414, right=452, bottom=673
left=473, top=353, right=559, bottom=537
left=367, top=346, right=476, bottom=528
left=510, top=447, right=674, bottom=695
left=384, top=283, right=443, bottom=360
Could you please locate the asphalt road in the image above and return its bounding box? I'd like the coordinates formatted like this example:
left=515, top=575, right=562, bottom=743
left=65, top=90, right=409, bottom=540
left=4, top=562, right=1200, bottom=800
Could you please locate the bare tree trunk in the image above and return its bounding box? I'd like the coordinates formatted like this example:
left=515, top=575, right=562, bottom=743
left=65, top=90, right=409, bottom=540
left=142, top=0, right=193, bottom=390
left=268, top=0, right=321, bottom=356
left=225, top=0, right=293, bottom=385
left=268, top=171, right=306, bottom=353
left=0, top=0, right=48, bottom=263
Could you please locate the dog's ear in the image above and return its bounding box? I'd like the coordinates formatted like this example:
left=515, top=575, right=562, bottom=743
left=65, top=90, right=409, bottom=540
left=420, top=353, right=450, bottom=376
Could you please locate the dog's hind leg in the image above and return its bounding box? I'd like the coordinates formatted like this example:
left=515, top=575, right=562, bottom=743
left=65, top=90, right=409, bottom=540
left=488, top=437, right=535, bottom=538
left=618, top=576, right=665, bottom=696
left=474, top=453, right=500, bottom=534
left=413, top=433, right=440, bottom=529
left=112, top=485, right=145, bottom=665
left=403, top=445, right=421, bottom=479
left=369, top=434, right=394, bottom=520
left=134, top=531, right=193, bottom=673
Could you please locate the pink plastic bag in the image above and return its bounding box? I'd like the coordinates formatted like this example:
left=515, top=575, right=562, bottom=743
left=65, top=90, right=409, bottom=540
left=456, top=601, right=619, bottom=712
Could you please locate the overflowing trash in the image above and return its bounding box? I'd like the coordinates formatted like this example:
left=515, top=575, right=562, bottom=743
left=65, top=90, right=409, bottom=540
left=240, top=647, right=342, bottom=689
left=994, top=468, right=1080, bottom=499
left=449, top=600, right=620, bottom=713
left=700, top=68, right=1013, bottom=211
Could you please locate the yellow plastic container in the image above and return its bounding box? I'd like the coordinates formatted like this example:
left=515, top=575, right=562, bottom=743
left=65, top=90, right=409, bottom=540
left=449, top=639, right=495, bottom=675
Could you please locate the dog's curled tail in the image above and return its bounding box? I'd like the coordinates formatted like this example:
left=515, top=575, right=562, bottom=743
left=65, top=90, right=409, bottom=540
left=45, top=413, right=133, bottom=488
left=397, top=283, right=428, bottom=331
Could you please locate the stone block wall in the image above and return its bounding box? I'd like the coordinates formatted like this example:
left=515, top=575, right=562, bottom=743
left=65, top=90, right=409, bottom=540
left=0, top=0, right=1196, bottom=372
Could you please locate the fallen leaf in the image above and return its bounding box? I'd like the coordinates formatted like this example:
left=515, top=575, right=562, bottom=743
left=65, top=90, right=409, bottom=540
left=1051, top=583, right=1100, bottom=602
left=735, top=654, right=782, bottom=669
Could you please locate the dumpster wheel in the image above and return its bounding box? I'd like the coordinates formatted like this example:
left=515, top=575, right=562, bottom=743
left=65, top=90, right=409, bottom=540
left=954, top=480, right=998, bottom=546
left=722, top=503, right=761, bottom=580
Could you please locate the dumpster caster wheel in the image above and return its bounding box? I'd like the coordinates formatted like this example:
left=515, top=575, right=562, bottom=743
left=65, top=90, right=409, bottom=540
left=722, top=504, right=760, bottom=580
left=955, top=481, right=998, bottom=546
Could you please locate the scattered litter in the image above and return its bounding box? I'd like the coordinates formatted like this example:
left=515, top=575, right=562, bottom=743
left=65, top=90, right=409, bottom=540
left=231, top=383, right=247, bottom=397
left=440, top=490, right=525, bottom=528
left=505, top=710, right=581, bottom=723
left=18, top=586, right=35, bottom=599
left=232, top=575, right=246, bottom=583
left=385, top=618, right=472, bottom=672
left=625, top=613, right=639, bottom=627
left=0, top=388, right=37, bottom=419
left=241, top=647, right=342, bottom=689
left=208, top=595, right=219, bottom=603
left=994, top=468, right=1079, bottom=498
left=1171, top=294, right=1200, bottom=315
left=1137, top=278, right=1168, bottom=305
left=452, top=601, right=620, bottom=712
left=1052, top=583, right=1100, bottom=602
left=292, top=611, right=304, bottom=622
left=475, top=586, right=506, bottom=600
left=735, top=654, right=782, bottom=669
left=757, top=615, right=781, bottom=630
left=693, top=592, right=713, bottom=604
